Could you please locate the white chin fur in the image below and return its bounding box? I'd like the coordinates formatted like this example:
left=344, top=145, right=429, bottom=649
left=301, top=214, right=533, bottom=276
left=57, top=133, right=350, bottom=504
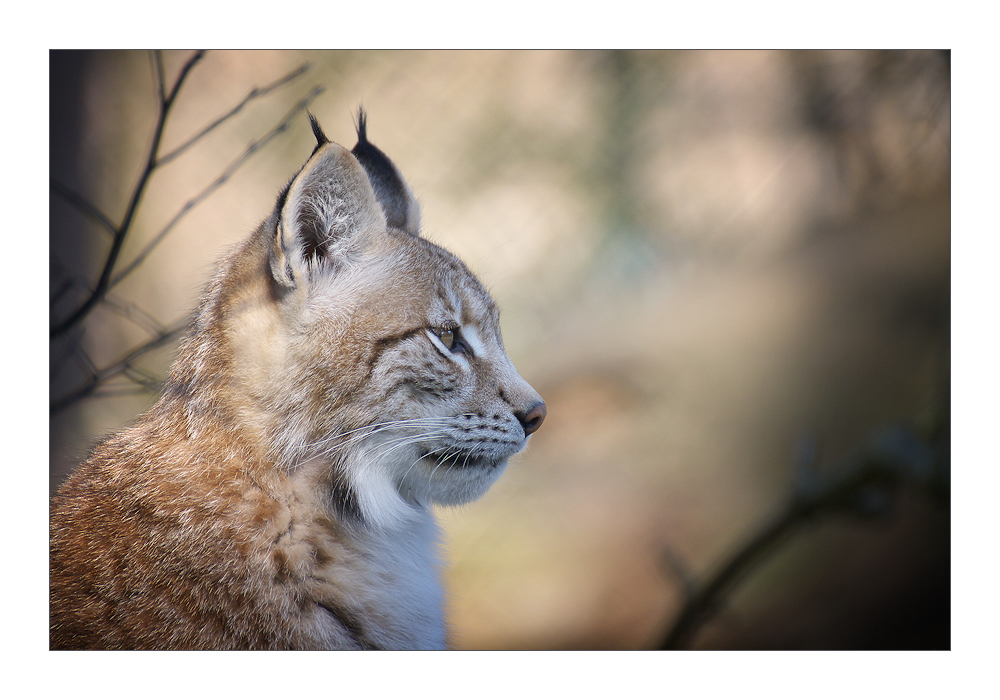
left=349, top=449, right=507, bottom=530
left=406, top=456, right=508, bottom=507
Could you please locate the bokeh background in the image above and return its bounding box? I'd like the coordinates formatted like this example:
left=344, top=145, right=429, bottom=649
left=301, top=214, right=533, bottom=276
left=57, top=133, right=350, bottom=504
left=50, top=49, right=950, bottom=650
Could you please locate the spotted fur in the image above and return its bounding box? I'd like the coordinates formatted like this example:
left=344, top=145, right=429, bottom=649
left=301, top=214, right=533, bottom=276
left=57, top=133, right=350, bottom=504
left=49, top=112, right=546, bottom=650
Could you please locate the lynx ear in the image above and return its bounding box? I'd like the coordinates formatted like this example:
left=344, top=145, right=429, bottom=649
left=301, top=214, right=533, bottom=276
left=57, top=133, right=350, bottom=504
left=351, top=109, right=421, bottom=236
left=270, top=129, right=386, bottom=289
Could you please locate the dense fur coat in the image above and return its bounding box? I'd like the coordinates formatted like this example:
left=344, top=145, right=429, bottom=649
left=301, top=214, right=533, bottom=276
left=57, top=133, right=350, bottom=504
left=49, top=113, right=546, bottom=650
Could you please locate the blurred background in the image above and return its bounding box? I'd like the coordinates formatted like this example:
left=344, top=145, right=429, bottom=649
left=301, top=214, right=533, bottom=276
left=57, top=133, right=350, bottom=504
left=50, top=50, right=950, bottom=650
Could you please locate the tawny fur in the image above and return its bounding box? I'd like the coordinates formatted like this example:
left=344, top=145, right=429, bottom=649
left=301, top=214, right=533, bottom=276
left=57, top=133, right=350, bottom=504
left=49, top=113, right=545, bottom=650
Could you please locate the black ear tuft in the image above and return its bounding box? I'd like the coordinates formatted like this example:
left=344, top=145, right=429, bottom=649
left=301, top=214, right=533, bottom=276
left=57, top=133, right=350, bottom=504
left=271, top=133, right=386, bottom=289
left=351, top=108, right=421, bottom=236
left=356, top=107, right=369, bottom=145
left=308, top=111, right=329, bottom=147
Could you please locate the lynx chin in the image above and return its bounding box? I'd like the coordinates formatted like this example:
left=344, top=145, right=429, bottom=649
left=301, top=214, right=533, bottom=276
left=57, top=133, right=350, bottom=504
left=49, top=111, right=546, bottom=650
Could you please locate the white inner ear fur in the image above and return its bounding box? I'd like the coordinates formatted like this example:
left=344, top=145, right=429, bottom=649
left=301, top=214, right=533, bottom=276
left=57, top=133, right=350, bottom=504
left=277, top=143, right=387, bottom=284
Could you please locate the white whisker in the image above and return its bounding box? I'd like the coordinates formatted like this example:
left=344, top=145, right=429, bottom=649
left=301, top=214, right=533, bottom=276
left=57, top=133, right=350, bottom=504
left=287, top=417, right=454, bottom=471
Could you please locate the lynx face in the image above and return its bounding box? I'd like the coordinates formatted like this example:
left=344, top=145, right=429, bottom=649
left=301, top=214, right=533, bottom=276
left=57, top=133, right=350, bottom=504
left=214, top=114, right=546, bottom=529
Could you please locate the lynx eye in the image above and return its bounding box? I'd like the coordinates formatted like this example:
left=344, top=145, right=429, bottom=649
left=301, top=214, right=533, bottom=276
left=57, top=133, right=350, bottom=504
left=436, top=327, right=456, bottom=350
left=433, top=325, right=468, bottom=354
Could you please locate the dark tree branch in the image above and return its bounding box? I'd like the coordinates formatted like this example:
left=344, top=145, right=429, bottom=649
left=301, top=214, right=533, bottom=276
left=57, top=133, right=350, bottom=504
left=50, top=329, right=87, bottom=382
left=49, top=279, right=74, bottom=310
left=50, top=319, right=190, bottom=415
left=658, top=424, right=947, bottom=650
left=102, top=293, right=169, bottom=336
left=50, top=52, right=320, bottom=416
left=49, top=50, right=206, bottom=340
left=121, top=364, right=163, bottom=390
left=109, top=85, right=324, bottom=289
left=157, top=62, right=310, bottom=167
left=50, top=180, right=117, bottom=237
left=49, top=257, right=94, bottom=308
left=659, top=547, right=698, bottom=604
left=161, top=50, right=206, bottom=112
left=151, top=50, right=166, bottom=105
left=66, top=335, right=100, bottom=377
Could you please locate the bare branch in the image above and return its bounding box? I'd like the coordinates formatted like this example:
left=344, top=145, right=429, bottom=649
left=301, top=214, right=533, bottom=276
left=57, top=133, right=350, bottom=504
left=659, top=547, right=698, bottom=604
left=50, top=180, right=117, bottom=237
left=50, top=319, right=189, bottom=415
left=659, top=494, right=809, bottom=650
left=52, top=332, right=99, bottom=386
left=163, top=50, right=206, bottom=108
left=121, top=364, right=163, bottom=390
left=68, top=336, right=100, bottom=377
left=50, top=53, right=321, bottom=417
left=50, top=279, right=74, bottom=310
left=50, top=258, right=93, bottom=310
left=102, top=293, right=169, bottom=336
left=50, top=329, right=86, bottom=381
left=657, top=425, right=946, bottom=650
left=49, top=50, right=206, bottom=340
left=151, top=51, right=166, bottom=105
left=109, top=85, right=324, bottom=288
left=157, top=62, right=310, bottom=167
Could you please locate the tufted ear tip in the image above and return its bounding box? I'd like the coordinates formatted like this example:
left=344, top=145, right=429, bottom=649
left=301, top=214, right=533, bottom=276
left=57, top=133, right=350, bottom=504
left=308, top=111, right=329, bottom=147
left=350, top=110, right=421, bottom=236
left=356, top=106, right=369, bottom=144
left=268, top=130, right=385, bottom=291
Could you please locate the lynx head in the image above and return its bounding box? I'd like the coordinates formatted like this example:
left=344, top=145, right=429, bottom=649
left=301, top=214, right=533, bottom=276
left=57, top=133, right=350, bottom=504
left=198, top=111, right=545, bottom=530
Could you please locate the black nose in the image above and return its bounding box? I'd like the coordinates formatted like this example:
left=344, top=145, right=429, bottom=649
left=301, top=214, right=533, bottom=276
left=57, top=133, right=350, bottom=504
left=516, top=401, right=547, bottom=437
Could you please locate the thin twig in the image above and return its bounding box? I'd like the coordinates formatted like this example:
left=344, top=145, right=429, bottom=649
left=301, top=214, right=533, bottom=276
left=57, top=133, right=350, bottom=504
left=91, top=385, right=164, bottom=400
left=659, top=498, right=812, bottom=650
left=49, top=279, right=74, bottom=310
left=52, top=333, right=100, bottom=388
left=102, top=293, right=169, bottom=336
left=49, top=49, right=206, bottom=340
left=121, top=364, right=163, bottom=390
left=50, top=319, right=190, bottom=415
left=50, top=53, right=320, bottom=415
left=659, top=547, right=698, bottom=604
left=50, top=261, right=93, bottom=312
left=68, top=336, right=100, bottom=377
left=109, top=85, right=323, bottom=288
left=157, top=62, right=310, bottom=167
left=151, top=51, right=166, bottom=105
left=50, top=180, right=118, bottom=237
left=658, top=427, right=942, bottom=650
left=50, top=329, right=87, bottom=381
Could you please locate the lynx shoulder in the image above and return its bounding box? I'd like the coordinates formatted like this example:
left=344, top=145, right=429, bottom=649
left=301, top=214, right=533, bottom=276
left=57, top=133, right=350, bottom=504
left=49, top=112, right=546, bottom=650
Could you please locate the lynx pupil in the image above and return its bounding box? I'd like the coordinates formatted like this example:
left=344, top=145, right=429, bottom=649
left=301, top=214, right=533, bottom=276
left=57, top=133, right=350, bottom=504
left=439, top=328, right=456, bottom=349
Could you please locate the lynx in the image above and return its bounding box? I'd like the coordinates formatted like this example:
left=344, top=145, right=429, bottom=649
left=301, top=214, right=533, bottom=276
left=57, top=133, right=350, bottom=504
left=49, top=112, right=546, bottom=650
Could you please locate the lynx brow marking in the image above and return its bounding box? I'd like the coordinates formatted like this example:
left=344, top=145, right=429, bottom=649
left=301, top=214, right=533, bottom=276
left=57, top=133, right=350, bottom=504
left=365, top=326, right=430, bottom=373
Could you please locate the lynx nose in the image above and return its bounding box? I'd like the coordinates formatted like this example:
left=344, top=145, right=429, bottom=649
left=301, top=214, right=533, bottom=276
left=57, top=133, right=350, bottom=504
left=516, top=401, right=547, bottom=437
